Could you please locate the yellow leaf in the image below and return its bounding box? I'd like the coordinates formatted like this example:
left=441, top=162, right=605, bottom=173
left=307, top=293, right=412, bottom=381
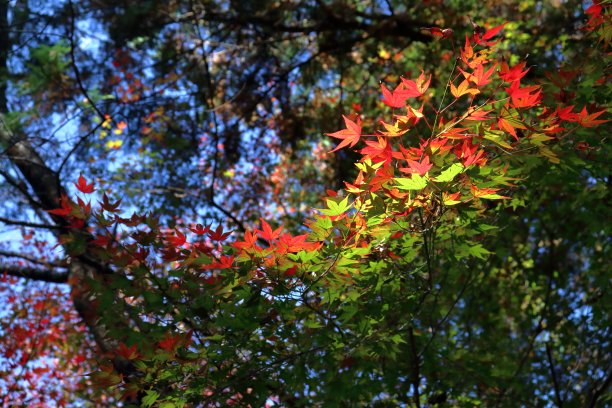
left=105, top=139, right=123, bottom=150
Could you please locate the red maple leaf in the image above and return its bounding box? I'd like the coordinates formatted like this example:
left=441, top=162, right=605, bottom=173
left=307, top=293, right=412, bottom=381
left=506, top=81, right=541, bottom=109
left=189, top=223, right=210, bottom=235
left=473, top=22, right=508, bottom=46
left=575, top=107, right=609, bottom=127
left=326, top=115, right=362, bottom=152
left=278, top=233, right=320, bottom=253
left=158, top=333, right=180, bottom=352
left=74, top=174, right=95, bottom=193
left=208, top=225, right=232, bottom=241
left=47, top=194, right=73, bottom=217
left=459, top=63, right=497, bottom=87
left=166, top=229, right=186, bottom=247
left=380, top=83, right=412, bottom=108
left=100, top=193, right=122, bottom=212
left=256, top=219, right=283, bottom=242
left=116, top=343, right=139, bottom=360
left=202, top=255, right=235, bottom=270
left=400, top=71, right=431, bottom=98
left=498, top=61, right=530, bottom=83
left=400, top=155, right=433, bottom=176
left=359, top=136, right=393, bottom=166
left=233, top=230, right=261, bottom=251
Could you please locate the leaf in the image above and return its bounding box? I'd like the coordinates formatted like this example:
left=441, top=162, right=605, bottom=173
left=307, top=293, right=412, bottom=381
left=74, top=174, right=95, bottom=193
left=380, top=83, right=411, bottom=108
left=166, top=229, right=186, bottom=247
left=498, top=61, right=530, bottom=82
left=320, top=195, right=351, bottom=216
left=497, top=110, right=526, bottom=140
left=471, top=185, right=508, bottom=200
left=395, top=174, right=428, bottom=190
left=459, top=64, right=497, bottom=87
left=379, top=120, right=408, bottom=137
left=434, top=163, right=465, bottom=182
left=450, top=79, right=480, bottom=98
left=208, top=225, right=232, bottom=241
left=326, top=115, right=362, bottom=152
left=256, top=218, right=282, bottom=241
left=482, top=22, right=508, bottom=41
left=455, top=243, right=491, bottom=260
left=400, top=156, right=433, bottom=176
left=400, top=71, right=431, bottom=98
left=442, top=191, right=461, bottom=205
left=142, top=390, right=160, bottom=408
left=483, top=129, right=513, bottom=150
left=576, top=107, right=609, bottom=128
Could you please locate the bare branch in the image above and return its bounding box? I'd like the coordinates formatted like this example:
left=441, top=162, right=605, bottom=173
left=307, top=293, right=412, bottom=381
left=0, top=249, right=67, bottom=268
left=0, top=215, right=61, bottom=230
left=546, top=342, right=564, bottom=407
left=1, top=264, right=68, bottom=283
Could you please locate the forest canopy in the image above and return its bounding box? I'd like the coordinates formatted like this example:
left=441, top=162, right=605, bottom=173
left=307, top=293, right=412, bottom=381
left=0, top=1, right=610, bottom=406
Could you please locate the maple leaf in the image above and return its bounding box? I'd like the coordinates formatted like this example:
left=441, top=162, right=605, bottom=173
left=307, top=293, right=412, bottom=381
left=360, top=136, right=394, bottom=166
left=506, top=81, right=542, bottom=109
left=439, top=127, right=471, bottom=140
left=284, top=266, right=297, bottom=277
left=455, top=140, right=486, bottom=167
left=380, top=83, right=411, bottom=108
left=189, top=223, right=210, bottom=235
left=459, top=63, right=497, bottom=87
left=379, top=120, right=408, bottom=137
left=116, top=343, right=139, bottom=360
left=47, top=194, right=74, bottom=217
left=556, top=105, right=578, bottom=122
left=498, top=110, right=527, bottom=140
left=233, top=230, right=261, bottom=251
left=498, top=61, right=530, bottom=83
left=202, top=255, right=235, bottom=270
left=399, top=155, right=433, bottom=176
left=395, top=104, right=425, bottom=127
left=166, top=229, right=187, bottom=247
left=575, top=107, right=609, bottom=128
left=585, top=1, right=605, bottom=30
left=158, top=333, right=180, bottom=352
left=461, top=35, right=474, bottom=63
left=256, top=219, right=283, bottom=242
left=464, top=107, right=492, bottom=122
left=401, top=71, right=431, bottom=98
left=428, top=137, right=453, bottom=154
left=450, top=79, right=481, bottom=98
left=326, top=115, right=362, bottom=152
left=208, top=225, right=232, bottom=241
left=471, top=185, right=508, bottom=199
left=473, top=22, right=508, bottom=46
left=100, top=193, right=122, bottom=212
left=442, top=192, right=462, bottom=206
left=74, top=174, right=95, bottom=193
left=278, top=233, right=320, bottom=253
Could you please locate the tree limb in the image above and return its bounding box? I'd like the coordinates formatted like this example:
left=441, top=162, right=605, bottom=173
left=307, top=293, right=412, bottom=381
left=0, top=249, right=67, bottom=267
left=1, top=264, right=68, bottom=283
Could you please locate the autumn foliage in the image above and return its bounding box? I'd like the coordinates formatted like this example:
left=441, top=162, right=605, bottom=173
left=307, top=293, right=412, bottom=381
left=1, top=2, right=610, bottom=407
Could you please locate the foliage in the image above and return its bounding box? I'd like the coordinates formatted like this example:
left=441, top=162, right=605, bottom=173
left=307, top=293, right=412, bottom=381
left=0, top=1, right=610, bottom=407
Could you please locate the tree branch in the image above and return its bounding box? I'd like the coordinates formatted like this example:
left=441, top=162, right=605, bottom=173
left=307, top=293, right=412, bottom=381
left=588, top=365, right=612, bottom=408
left=1, top=264, right=68, bottom=283
left=546, top=342, right=564, bottom=407
left=0, top=249, right=67, bottom=267
left=0, top=215, right=61, bottom=230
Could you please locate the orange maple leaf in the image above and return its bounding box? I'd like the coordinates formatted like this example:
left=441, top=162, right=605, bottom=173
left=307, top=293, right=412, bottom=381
left=327, top=115, right=362, bottom=152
